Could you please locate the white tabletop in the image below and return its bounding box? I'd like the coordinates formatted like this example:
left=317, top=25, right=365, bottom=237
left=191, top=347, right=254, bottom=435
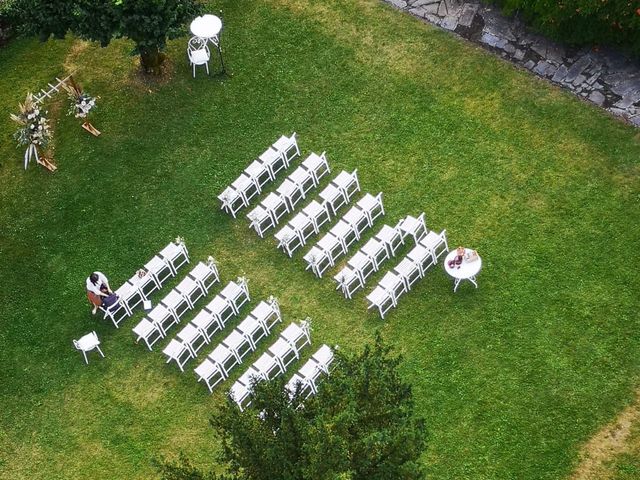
left=444, top=248, right=482, bottom=280
left=190, top=14, right=222, bottom=39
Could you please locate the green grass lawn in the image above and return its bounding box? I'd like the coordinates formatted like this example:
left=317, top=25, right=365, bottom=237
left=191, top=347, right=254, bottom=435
left=1, top=0, right=640, bottom=479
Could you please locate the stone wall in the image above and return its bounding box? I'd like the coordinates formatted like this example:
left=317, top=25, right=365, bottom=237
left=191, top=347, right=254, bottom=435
left=386, top=0, right=640, bottom=127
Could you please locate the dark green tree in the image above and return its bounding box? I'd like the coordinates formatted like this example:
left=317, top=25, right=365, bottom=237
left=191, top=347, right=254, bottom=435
left=159, top=333, right=428, bottom=480
left=13, top=0, right=202, bottom=74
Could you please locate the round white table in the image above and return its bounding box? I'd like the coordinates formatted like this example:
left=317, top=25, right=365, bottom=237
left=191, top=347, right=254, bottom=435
left=190, top=14, right=222, bottom=41
left=444, top=248, right=482, bottom=292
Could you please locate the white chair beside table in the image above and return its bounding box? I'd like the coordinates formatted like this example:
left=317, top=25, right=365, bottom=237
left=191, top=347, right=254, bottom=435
left=187, top=36, right=210, bottom=77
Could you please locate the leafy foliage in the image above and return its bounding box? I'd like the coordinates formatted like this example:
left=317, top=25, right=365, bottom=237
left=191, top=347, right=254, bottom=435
left=12, top=0, right=203, bottom=72
left=484, top=0, right=640, bottom=57
left=159, top=334, right=427, bottom=480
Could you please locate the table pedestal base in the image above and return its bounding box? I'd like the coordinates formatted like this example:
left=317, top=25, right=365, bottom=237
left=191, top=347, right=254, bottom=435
left=453, top=275, right=478, bottom=293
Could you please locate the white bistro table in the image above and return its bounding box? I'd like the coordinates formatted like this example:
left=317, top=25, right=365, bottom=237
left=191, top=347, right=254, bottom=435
left=444, top=248, right=482, bottom=292
left=189, top=14, right=225, bottom=73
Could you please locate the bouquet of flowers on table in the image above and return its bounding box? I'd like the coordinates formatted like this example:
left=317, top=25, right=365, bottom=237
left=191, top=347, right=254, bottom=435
left=10, top=93, right=55, bottom=171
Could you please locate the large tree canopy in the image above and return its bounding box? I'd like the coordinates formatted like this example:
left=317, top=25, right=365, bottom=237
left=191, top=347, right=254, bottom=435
left=14, top=0, right=202, bottom=74
left=157, top=334, right=428, bottom=480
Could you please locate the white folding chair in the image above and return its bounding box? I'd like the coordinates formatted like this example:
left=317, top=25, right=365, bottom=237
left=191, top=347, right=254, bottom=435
left=311, top=344, right=334, bottom=374
left=148, top=303, right=179, bottom=336
left=188, top=260, right=220, bottom=293
left=332, top=169, right=360, bottom=201
left=375, top=223, right=404, bottom=257
left=115, top=282, right=144, bottom=315
left=272, top=132, right=300, bottom=164
left=289, top=212, right=316, bottom=244
left=209, top=342, right=241, bottom=373
left=144, top=255, right=174, bottom=288
left=231, top=173, right=261, bottom=206
left=268, top=337, right=300, bottom=371
left=379, top=271, right=407, bottom=304
left=218, top=186, right=246, bottom=218
left=366, top=286, right=395, bottom=319
left=399, top=213, right=428, bottom=243
left=161, top=289, right=191, bottom=320
left=132, top=318, right=164, bottom=351
left=249, top=297, right=282, bottom=332
left=276, top=178, right=304, bottom=212
left=187, top=36, right=210, bottom=77
left=220, top=278, right=250, bottom=314
left=205, top=295, right=237, bottom=326
left=159, top=241, right=190, bottom=275
left=176, top=276, right=205, bottom=308
left=259, top=147, right=287, bottom=179
left=329, top=220, right=358, bottom=252
left=419, top=229, right=449, bottom=263
left=275, top=225, right=303, bottom=258
left=304, top=246, right=333, bottom=278
left=127, top=271, right=157, bottom=299
left=356, top=192, right=384, bottom=225
left=361, top=237, right=389, bottom=271
left=244, top=158, right=272, bottom=189
left=194, top=358, right=227, bottom=393
left=298, top=358, right=322, bottom=392
left=347, top=251, right=376, bottom=284
left=248, top=204, right=276, bottom=238
left=236, top=316, right=267, bottom=350
left=191, top=308, right=224, bottom=342
left=301, top=151, right=330, bottom=184
left=342, top=206, right=370, bottom=239
left=317, top=232, right=345, bottom=265
left=73, top=331, right=104, bottom=364
left=319, top=182, right=348, bottom=217
left=286, top=373, right=315, bottom=400
left=230, top=381, right=253, bottom=412
left=162, top=339, right=194, bottom=372
left=262, top=192, right=290, bottom=225
left=393, top=257, right=422, bottom=291
left=288, top=166, right=317, bottom=197
left=407, top=244, right=436, bottom=277
left=177, top=323, right=209, bottom=356
left=223, top=330, right=254, bottom=363
left=334, top=266, right=363, bottom=299
left=302, top=200, right=331, bottom=232
left=99, top=296, right=129, bottom=328
left=253, top=352, right=284, bottom=381
left=280, top=321, right=311, bottom=353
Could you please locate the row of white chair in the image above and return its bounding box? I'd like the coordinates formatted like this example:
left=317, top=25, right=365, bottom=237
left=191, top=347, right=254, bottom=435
left=273, top=170, right=361, bottom=257
left=194, top=297, right=282, bottom=392
left=100, top=241, right=191, bottom=327
left=230, top=320, right=312, bottom=411
left=247, top=152, right=331, bottom=237
left=218, top=133, right=300, bottom=218
left=367, top=229, right=449, bottom=319
left=333, top=221, right=405, bottom=299
left=285, top=344, right=334, bottom=401
left=303, top=192, right=384, bottom=278
left=133, top=275, right=246, bottom=351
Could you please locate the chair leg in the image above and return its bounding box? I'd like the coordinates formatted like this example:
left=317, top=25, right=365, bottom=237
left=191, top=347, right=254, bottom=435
left=82, top=351, right=89, bottom=364
left=206, top=62, right=209, bottom=75
left=96, top=346, right=105, bottom=358
left=192, top=64, right=196, bottom=78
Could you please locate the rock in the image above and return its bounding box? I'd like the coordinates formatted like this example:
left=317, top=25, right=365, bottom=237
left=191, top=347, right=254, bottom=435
left=409, top=6, right=429, bottom=17
left=545, top=45, right=566, bottom=64
left=441, top=16, right=458, bottom=31
left=614, top=93, right=640, bottom=109
left=586, top=72, right=601, bottom=85
left=572, top=74, right=586, bottom=87
left=390, top=0, right=408, bottom=8
left=458, top=3, right=479, bottom=28
left=588, top=90, right=606, bottom=106
left=514, top=49, right=525, bottom=61
left=482, top=10, right=516, bottom=41
left=531, top=42, right=547, bottom=58
left=545, top=64, right=558, bottom=78
left=609, top=78, right=640, bottom=98
left=631, top=116, right=640, bottom=127
left=524, top=60, right=536, bottom=70
left=480, top=32, right=501, bottom=48
left=533, top=61, right=550, bottom=75
left=564, top=55, right=592, bottom=83
left=552, top=65, right=568, bottom=83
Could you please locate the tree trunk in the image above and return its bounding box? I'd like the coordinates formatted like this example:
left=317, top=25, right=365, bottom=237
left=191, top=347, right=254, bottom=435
left=139, top=45, right=166, bottom=75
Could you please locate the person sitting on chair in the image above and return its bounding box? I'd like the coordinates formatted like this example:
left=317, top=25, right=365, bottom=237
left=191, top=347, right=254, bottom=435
left=86, top=271, right=112, bottom=315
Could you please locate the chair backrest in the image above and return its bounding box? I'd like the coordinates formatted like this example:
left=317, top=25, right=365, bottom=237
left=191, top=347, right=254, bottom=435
left=188, top=36, right=208, bottom=53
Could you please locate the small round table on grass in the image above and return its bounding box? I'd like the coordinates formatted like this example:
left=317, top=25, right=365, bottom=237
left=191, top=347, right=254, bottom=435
left=444, top=248, right=482, bottom=293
